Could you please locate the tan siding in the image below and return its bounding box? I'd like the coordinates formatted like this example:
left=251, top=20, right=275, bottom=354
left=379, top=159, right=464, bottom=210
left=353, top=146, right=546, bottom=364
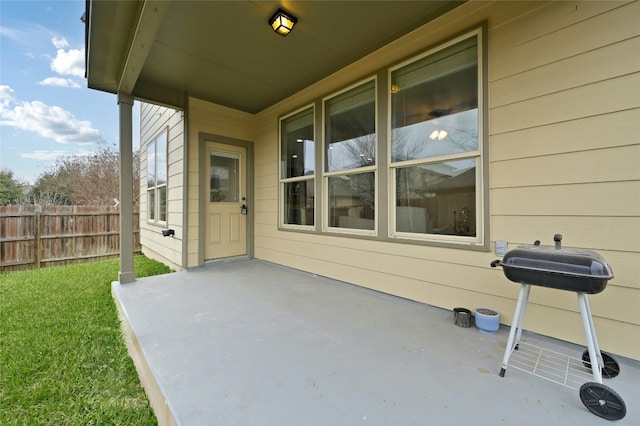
left=491, top=37, right=640, bottom=108
left=492, top=216, right=640, bottom=252
left=491, top=73, right=640, bottom=134
left=489, top=1, right=637, bottom=81
left=602, top=251, right=640, bottom=290
left=491, top=109, right=639, bottom=161
left=492, top=145, right=640, bottom=187
left=139, top=103, right=184, bottom=270
left=255, top=215, right=277, bottom=228
left=189, top=98, right=254, bottom=142
left=255, top=241, right=432, bottom=305
left=185, top=97, right=255, bottom=267
left=515, top=304, right=640, bottom=360
left=492, top=182, right=640, bottom=217
left=513, top=284, right=640, bottom=326
left=488, top=1, right=625, bottom=53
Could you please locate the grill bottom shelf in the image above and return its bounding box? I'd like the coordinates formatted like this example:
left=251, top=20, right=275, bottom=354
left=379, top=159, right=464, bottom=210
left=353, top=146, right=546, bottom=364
left=508, top=341, right=594, bottom=389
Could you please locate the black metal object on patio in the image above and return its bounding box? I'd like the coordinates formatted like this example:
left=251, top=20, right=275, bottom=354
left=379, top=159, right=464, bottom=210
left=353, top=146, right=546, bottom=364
left=492, top=234, right=626, bottom=421
left=495, top=235, right=613, bottom=294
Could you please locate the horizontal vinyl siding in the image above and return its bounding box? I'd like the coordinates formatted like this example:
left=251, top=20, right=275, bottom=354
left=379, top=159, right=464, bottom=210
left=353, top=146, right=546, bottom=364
left=487, top=0, right=639, bottom=298
left=249, top=0, right=639, bottom=359
left=139, top=103, right=185, bottom=270
left=486, top=0, right=640, bottom=357
left=490, top=109, right=639, bottom=161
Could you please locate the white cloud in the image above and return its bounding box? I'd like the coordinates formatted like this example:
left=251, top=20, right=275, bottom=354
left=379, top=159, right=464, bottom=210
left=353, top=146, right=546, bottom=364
left=21, top=148, right=96, bottom=162
left=0, top=85, right=17, bottom=106
left=38, top=77, right=81, bottom=88
left=51, top=45, right=84, bottom=78
left=2, top=28, right=85, bottom=79
left=20, top=150, right=67, bottom=161
left=0, top=23, right=56, bottom=47
left=0, top=25, right=27, bottom=43
left=0, top=87, right=104, bottom=145
left=51, top=37, right=68, bottom=49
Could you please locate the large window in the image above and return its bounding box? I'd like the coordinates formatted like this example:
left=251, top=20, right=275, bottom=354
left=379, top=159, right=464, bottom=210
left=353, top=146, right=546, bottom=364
left=324, top=79, right=376, bottom=232
left=147, top=129, right=167, bottom=223
left=278, top=27, right=486, bottom=247
left=390, top=31, right=481, bottom=240
left=280, top=106, right=315, bottom=227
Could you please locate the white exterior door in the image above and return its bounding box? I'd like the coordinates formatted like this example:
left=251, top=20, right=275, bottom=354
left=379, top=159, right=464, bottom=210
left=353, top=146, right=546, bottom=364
left=205, top=142, right=247, bottom=260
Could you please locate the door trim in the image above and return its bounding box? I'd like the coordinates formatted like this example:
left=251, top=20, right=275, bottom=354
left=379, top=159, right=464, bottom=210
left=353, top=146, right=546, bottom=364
left=198, top=132, right=254, bottom=266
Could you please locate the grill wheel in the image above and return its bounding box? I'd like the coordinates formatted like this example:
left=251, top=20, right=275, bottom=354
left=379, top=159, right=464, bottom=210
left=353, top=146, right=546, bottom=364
left=579, top=382, right=626, bottom=421
left=581, top=350, right=621, bottom=379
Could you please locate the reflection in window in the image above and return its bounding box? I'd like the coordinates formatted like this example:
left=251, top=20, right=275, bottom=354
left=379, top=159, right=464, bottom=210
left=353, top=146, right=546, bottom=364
left=158, top=187, right=167, bottom=222
left=391, top=36, right=477, bottom=164
left=147, top=129, right=168, bottom=223
left=280, top=106, right=315, bottom=226
left=281, top=107, right=314, bottom=179
left=148, top=186, right=155, bottom=221
left=324, top=79, right=377, bottom=231
left=328, top=172, right=375, bottom=230
left=390, top=33, right=480, bottom=238
left=284, top=181, right=314, bottom=226
left=396, top=159, right=476, bottom=236
left=210, top=152, right=239, bottom=202
left=325, top=80, right=376, bottom=172
left=392, top=109, right=478, bottom=162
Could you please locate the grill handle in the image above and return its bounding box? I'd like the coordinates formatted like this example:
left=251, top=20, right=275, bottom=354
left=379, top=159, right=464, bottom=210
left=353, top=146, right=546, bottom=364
left=554, top=233, right=562, bottom=250
left=490, top=260, right=501, bottom=268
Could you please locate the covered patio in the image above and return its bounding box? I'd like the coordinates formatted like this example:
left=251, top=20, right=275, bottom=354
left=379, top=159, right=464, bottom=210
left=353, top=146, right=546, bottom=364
left=113, top=259, right=640, bottom=426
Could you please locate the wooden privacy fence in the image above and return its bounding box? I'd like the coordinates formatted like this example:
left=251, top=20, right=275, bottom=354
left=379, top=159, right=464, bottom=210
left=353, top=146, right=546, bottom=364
left=0, top=205, right=141, bottom=273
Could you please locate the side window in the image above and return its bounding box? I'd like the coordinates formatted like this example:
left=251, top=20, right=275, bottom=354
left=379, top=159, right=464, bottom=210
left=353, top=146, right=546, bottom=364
left=324, top=79, right=376, bottom=232
left=390, top=31, right=482, bottom=240
left=280, top=106, right=315, bottom=227
left=147, top=129, right=167, bottom=223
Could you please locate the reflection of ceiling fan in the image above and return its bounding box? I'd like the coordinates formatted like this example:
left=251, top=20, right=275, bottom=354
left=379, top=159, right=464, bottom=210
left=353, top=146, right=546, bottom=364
left=429, top=108, right=451, bottom=118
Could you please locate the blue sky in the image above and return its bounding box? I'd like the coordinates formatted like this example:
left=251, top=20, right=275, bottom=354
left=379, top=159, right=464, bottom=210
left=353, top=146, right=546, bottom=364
left=1, top=0, right=139, bottom=184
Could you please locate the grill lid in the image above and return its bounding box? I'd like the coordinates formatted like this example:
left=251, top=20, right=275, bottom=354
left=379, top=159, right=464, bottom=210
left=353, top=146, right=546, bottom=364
left=491, top=234, right=614, bottom=293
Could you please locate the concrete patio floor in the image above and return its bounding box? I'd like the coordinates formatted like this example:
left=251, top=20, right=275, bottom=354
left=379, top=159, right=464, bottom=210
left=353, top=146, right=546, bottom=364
left=112, top=258, right=640, bottom=426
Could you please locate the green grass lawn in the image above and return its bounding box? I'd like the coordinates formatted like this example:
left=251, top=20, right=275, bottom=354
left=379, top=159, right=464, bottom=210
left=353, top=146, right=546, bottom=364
left=0, top=256, right=173, bottom=425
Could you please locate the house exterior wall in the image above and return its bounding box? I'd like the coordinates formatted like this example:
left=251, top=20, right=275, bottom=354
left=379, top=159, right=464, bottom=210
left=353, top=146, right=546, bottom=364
left=142, top=0, right=639, bottom=360
left=249, top=0, right=640, bottom=360
left=139, top=103, right=185, bottom=271
left=185, top=97, right=255, bottom=267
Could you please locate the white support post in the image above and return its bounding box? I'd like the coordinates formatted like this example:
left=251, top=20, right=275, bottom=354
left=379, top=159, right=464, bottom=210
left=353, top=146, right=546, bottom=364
left=117, top=93, right=136, bottom=284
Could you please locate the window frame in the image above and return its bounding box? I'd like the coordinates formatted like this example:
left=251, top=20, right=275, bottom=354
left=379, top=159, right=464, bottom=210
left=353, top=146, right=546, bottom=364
left=278, top=104, right=316, bottom=230
left=387, top=28, right=485, bottom=246
left=277, top=24, right=488, bottom=250
left=147, top=128, right=168, bottom=226
left=322, top=77, right=378, bottom=235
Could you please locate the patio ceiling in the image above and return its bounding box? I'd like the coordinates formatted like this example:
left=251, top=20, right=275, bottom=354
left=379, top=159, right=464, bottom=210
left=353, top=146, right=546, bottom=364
left=86, top=0, right=464, bottom=113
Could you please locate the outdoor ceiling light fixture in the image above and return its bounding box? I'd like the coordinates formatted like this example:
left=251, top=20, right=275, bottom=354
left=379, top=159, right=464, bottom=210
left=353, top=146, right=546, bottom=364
left=269, top=8, right=297, bottom=36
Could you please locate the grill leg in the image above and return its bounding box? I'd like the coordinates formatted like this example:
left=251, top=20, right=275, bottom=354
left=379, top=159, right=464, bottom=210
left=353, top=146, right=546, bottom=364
left=578, top=292, right=603, bottom=383
left=500, top=283, right=531, bottom=377
left=514, top=284, right=531, bottom=345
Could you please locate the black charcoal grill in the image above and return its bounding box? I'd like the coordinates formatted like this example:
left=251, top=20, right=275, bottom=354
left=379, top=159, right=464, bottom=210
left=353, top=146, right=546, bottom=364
left=491, top=234, right=626, bottom=421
